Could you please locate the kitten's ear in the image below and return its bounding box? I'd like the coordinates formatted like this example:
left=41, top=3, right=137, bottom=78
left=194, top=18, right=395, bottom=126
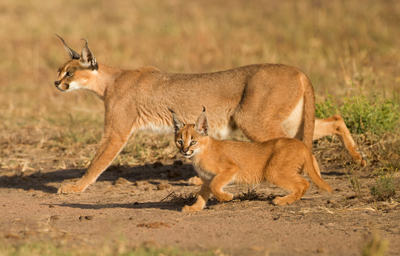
left=169, top=109, right=185, bottom=134
left=195, top=107, right=208, bottom=136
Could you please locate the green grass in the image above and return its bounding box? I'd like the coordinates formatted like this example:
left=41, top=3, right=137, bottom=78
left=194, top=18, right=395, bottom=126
left=362, top=232, right=389, bottom=256
left=344, top=166, right=363, bottom=197
left=370, top=169, right=396, bottom=201
left=316, top=92, right=400, bottom=135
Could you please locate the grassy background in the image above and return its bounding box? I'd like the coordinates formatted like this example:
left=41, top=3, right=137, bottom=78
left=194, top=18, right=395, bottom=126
left=1, top=0, right=400, bottom=170
left=1, top=0, right=400, bottom=166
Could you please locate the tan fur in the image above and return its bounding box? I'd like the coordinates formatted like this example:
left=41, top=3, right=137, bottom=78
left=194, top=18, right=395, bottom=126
left=54, top=37, right=365, bottom=194
left=172, top=110, right=332, bottom=212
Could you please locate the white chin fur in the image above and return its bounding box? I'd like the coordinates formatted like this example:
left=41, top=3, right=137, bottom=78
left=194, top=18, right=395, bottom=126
left=67, top=81, right=83, bottom=91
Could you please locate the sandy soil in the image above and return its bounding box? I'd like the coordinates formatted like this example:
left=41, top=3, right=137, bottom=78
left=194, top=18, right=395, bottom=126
left=1, top=133, right=400, bottom=255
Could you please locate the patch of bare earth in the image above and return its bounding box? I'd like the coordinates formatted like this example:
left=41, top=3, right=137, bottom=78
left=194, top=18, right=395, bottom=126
left=1, top=134, right=399, bottom=255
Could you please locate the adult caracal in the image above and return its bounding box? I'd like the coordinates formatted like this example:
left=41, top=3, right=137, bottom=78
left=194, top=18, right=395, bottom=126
left=54, top=36, right=365, bottom=194
left=171, top=108, right=333, bottom=212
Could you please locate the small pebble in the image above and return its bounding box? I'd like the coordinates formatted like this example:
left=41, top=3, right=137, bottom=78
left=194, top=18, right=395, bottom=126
left=157, top=183, right=171, bottom=190
left=79, top=215, right=94, bottom=221
left=50, top=215, right=60, bottom=221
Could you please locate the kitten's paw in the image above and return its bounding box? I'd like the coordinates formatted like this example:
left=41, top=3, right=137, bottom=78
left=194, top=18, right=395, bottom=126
left=57, top=184, right=85, bottom=194
left=182, top=205, right=201, bottom=213
left=273, top=196, right=295, bottom=205
left=214, top=192, right=233, bottom=202
left=272, top=197, right=287, bottom=205
left=188, top=176, right=203, bottom=186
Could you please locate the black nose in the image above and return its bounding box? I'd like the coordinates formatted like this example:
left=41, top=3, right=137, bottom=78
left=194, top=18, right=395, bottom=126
left=54, top=81, right=61, bottom=86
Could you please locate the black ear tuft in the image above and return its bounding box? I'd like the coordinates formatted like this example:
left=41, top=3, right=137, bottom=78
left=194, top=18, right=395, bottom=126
left=56, top=34, right=80, bottom=60
left=195, top=109, right=208, bottom=136
left=170, top=110, right=185, bottom=134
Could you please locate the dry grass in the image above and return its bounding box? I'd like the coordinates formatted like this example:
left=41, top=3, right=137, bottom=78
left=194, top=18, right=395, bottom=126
left=234, top=188, right=260, bottom=201
left=161, top=191, right=197, bottom=206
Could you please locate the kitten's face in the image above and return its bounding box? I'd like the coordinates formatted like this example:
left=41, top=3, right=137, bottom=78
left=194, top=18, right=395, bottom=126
left=175, top=125, right=204, bottom=158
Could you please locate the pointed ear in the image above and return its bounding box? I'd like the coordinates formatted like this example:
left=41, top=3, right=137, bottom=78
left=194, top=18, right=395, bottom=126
left=80, top=39, right=98, bottom=70
left=56, top=34, right=80, bottom=60
left=195, top=107, right=208, bottom=136
left=169, top=109, right=185, bottom=134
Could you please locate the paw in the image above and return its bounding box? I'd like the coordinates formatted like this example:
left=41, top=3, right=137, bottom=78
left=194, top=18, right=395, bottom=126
left=358, top=159, right=367, bottom=167
left=273, top=196, right=296, bottom=205
left=182, top=205, right=202, bottom=213
left=188, top=176, right=203, bottom=186
left=57, top=184, right=84, bottom=194
left=356, top=149, right=367, bottom=167
left=273, top=197, right=288, bottom=206
left=214, top=192, right=233, bottom=202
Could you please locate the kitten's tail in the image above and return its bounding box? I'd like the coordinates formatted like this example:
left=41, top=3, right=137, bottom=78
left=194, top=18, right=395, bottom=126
left=304, top=153, right=333, bottom=193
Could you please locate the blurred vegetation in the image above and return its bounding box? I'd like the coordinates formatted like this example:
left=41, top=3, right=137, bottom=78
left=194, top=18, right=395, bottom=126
left=362, top=232, right=389, bottom=256
left=371, top=169, right=396, bottom=201
left=316, top=92, right=399, bottom=134
left=0, top=242, right=216, bottom=256
left=1, top=0, right=400, bottom=133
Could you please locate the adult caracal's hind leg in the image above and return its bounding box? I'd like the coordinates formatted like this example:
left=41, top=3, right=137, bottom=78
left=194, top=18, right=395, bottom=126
left=314, top=115, right=366, bottom=166
left=182, top=180, right=211, bottom=213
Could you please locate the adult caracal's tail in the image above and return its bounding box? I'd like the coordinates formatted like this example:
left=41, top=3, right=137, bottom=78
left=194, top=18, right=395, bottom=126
left=301, top=75, right=315, bottom=150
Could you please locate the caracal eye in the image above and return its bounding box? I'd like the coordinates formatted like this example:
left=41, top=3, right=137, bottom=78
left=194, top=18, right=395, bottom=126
left=190, top=141, right=197, bottom=146
left=178, top=140, right=183, bottom=145
left=66, top=71, right=73, bottom=77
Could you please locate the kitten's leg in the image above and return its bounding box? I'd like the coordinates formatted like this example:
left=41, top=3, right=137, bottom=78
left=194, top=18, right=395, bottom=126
left=182, top=181, right=211, bottom=213
left=271, top=173, right=310, bottom=205
left=209, top=170, right=237, bottom=202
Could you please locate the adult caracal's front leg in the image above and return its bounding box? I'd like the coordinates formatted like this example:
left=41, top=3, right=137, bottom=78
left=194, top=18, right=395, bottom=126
left=58, top=126, right=132, bottom=194
left=57, top=133, right=130, bottom=193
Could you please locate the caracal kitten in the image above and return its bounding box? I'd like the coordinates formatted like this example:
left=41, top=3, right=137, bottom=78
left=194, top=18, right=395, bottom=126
left=171, top=108, right=333, bottom=213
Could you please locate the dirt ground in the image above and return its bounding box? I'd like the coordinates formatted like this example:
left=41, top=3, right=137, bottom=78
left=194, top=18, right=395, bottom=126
left=1, top=133, right=400, bottom=256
